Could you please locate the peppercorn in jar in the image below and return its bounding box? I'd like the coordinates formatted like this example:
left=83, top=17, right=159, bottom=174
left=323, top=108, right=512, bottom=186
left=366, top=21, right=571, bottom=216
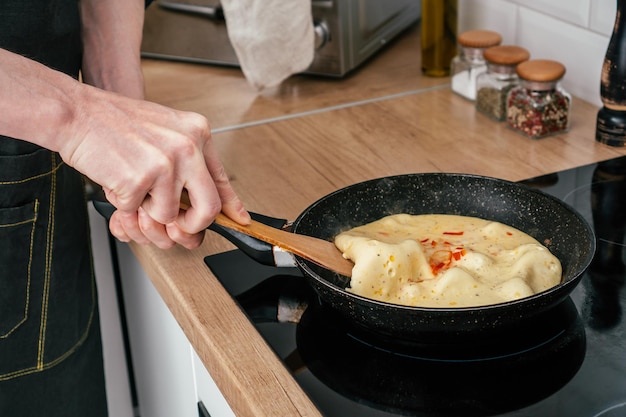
left=506, top=60, right=571, bottom=139
left=450, top=30, right=502, bottom=100
left=476, top=45, right=530, bottom=121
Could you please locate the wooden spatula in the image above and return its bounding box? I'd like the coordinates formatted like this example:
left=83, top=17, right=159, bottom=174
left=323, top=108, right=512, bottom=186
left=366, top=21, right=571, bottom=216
left=92, top=190, right=353, bottom=276
left=179, top=192, right=354, bottom=277
left=213, top=212, right=354, bottom=277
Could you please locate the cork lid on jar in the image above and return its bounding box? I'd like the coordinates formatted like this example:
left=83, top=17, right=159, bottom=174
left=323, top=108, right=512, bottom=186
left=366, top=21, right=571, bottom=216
left=457, top=30, right=502, bottom=48
left=516, top=59, right=566, bottom=82
left=483, top=45, right=530, bottom=65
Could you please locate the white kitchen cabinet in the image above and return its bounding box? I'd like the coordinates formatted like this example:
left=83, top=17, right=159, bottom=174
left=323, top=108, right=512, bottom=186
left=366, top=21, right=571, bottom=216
left=113, top=239, right=235, bottom=417
left=192, top=350, right=236, bottom=417
left=88, top=206, right=134, bottom=417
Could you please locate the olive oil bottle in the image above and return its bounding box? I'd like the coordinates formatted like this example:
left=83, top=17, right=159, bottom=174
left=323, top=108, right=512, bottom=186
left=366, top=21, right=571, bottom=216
left=421, top=0, right=458, bottom=77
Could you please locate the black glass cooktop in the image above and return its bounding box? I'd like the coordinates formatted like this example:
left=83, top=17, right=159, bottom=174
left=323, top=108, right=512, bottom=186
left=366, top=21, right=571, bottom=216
left=205, top=156, right=626, bottom=417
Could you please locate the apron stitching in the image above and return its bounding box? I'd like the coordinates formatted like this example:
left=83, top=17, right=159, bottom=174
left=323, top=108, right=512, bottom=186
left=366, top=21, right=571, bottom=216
left=0, top=155, right=97, bottom=380
left=0, top=302, right=95, bottom=381
left=0, top=203, right=38, bottom=228
left=0, top=219, right=36, bottom=228
left=0, top=160, right=65, bottom=185
left=0, top=200, right=38, bottom=339
left=37, top=154, right=56, bottom=368
left=0, top=236, right=97, bottom=380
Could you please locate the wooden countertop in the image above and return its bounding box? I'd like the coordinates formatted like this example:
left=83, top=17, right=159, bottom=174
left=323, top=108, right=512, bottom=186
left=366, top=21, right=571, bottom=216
left=135, top=25, right=626, bottom=416
left=142, top=23, right=447, bottom=131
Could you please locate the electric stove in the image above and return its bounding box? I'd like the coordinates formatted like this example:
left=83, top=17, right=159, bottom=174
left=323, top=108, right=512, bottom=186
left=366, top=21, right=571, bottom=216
left=204, top=156, right=626, bottom=417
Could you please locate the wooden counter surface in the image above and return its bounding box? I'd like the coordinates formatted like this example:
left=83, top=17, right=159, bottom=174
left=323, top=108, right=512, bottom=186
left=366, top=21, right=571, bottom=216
left=142, top=24, right=447, bottom=131
left=136, top=25, right=626, bottom=416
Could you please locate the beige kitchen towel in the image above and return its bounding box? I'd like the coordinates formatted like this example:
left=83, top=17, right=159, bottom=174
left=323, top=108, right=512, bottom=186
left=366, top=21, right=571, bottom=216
left=220, top=0, right=314, bottom=90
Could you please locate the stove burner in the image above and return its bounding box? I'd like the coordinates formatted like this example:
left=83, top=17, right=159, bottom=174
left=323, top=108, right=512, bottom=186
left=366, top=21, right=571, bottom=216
left=563, top=182, right=626, bottom=249
left=556, top=159, right=626, bottom=331
left=294, top=298, right=586, bottom=416
left=592, top=402, right=626, bottom=417
left=561, top=159, right=626, bottom=250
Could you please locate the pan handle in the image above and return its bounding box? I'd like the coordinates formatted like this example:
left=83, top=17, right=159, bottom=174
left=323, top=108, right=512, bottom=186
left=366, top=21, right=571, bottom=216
left=91, top=198, right=296, bottom=268
left=207, top=213, right=297, bottom=267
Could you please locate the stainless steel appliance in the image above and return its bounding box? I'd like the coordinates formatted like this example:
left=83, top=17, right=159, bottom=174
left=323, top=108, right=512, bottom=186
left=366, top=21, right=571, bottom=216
left=205, top=156, right=626, bottom=417
left=141, top=0, right=421, bottom=76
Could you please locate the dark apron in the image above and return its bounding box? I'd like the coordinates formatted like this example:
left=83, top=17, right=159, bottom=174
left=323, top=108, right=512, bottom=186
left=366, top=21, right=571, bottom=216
left=0, top=1, right=107, bottom=415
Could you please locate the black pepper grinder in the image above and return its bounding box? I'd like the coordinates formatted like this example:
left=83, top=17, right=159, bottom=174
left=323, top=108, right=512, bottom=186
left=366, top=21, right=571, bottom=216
left=596, top=0, right=626, bottom=146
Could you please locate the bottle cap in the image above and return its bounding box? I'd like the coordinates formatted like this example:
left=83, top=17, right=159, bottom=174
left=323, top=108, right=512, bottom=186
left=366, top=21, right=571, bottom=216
left=483, top=45, right=530, bottom=65
left=516, top=60, right=566, bottom=82
left=457, top=30, right=502, bottom=48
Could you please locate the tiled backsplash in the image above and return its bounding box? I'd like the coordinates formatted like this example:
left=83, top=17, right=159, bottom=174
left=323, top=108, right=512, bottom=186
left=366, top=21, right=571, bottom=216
left=458, top=0, right=617, bottom=107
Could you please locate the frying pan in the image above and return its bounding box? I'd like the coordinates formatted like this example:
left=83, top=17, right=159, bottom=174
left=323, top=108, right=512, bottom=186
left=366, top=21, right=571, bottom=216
left=211, top=173, right=595, bottom=342
left=93, top=173, right=595, bottom=341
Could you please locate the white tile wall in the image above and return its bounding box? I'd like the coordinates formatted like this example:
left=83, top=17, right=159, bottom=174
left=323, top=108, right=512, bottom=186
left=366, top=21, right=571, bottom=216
left=508, top=0, right=591, bottom=27
left=591, top=0, right=617, bottom=35
left=458, top=0, right=618, bottom=107
left=458, top=0, right=519, bottom=43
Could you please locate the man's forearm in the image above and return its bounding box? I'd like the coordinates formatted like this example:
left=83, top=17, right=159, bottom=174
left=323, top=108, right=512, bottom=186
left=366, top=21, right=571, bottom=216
left=1, top=0, right=147, bottom=150
left=0, top=48, right=79, bottom=151
left=80, top=0, right=146, bottom=99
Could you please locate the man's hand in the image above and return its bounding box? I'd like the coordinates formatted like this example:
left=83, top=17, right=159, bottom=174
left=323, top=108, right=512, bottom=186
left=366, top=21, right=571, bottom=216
left=64, top=85, right=250, bottom=249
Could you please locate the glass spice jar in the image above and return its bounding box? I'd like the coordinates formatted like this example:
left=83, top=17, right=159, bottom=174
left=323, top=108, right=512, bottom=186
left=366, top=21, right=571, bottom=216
left=506, top=60, right=571, bottom=139
left=450, top=30, right=502, bottom=101
left=475, top=45, right=530, bottom=121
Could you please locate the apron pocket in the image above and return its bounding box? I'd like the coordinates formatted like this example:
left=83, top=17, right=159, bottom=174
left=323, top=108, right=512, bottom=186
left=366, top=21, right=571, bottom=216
left=0, top=200, right=39, bottom=338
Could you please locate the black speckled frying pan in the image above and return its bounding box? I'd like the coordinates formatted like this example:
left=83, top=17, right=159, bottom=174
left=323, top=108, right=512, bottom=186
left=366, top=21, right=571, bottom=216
left=94, top=172, right=595, bottom=341
left=285, top=173, right=595, bottom=341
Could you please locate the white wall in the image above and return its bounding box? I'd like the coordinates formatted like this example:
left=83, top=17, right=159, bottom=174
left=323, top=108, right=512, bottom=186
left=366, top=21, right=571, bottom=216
left=458, top=0, right=617, bottom=107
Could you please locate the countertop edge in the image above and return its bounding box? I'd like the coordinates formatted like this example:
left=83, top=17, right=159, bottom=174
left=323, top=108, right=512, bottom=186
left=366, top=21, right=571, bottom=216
left=128, top=241, right=323, bottom=417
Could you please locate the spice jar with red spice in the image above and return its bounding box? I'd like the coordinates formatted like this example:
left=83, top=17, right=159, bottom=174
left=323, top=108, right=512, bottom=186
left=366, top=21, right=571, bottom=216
left=506, top=59, right=571, bottom=139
